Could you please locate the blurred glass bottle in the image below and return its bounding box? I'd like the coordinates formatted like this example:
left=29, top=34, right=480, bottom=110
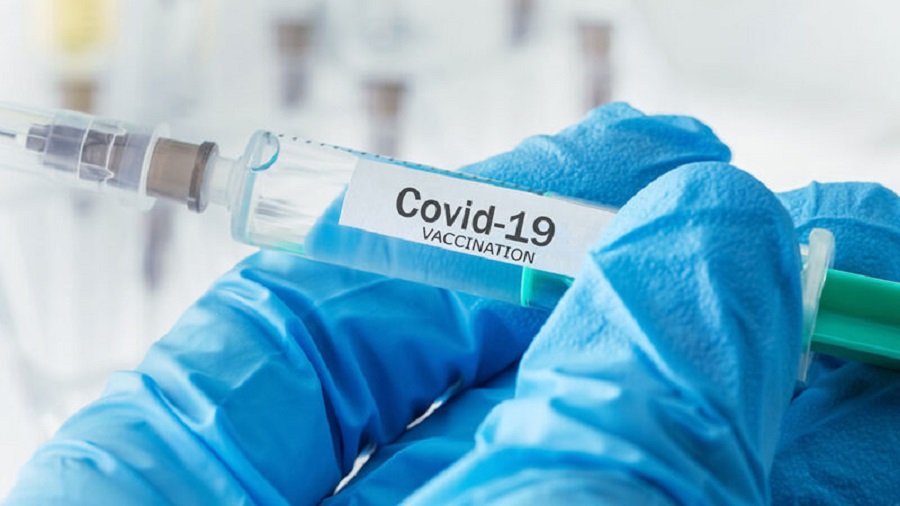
left=363, top=77, right=406, bottom=157
left=509, top=0, right=537, bottom=47
left=36, top=0, right=118, bottom=112
left=577, top=20, right=613, bottom=110
left=570, top=0, right=623, bottom=112
left=344, top=0, right=412, bottom=156
left=269, top=0, right=322, bottom=110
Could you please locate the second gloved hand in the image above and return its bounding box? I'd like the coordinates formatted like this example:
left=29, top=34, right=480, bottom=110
left=406, top=163, right=803, bottom=504
left=771, top=182, right=900, bottom=504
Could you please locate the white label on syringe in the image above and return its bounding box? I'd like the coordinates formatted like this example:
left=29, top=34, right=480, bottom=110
left=339, top=158, right=617, bottom=277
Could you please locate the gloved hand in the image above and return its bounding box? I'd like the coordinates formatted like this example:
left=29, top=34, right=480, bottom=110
left=4, top=103, right=755, bottom=505
left=402, top=163, right=803, bottom=504
left=769, top=183, right=900, bottom=504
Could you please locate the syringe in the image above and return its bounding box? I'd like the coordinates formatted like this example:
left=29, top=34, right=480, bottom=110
left=0, top=103, right=897, bottom=377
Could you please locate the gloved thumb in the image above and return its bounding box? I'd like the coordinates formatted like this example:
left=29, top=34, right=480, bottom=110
left=405, top=163, right=802, bottom=505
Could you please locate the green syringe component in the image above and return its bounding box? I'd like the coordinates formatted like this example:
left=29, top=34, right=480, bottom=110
left=522, top=228, right=900, bottom=380
left=813, top=269, right=900, bottom=369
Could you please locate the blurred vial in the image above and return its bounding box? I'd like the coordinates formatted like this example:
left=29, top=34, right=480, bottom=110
left=274, top=17, right=317, bottom=109
left=145, top=0, right=216, bottom=116
left=338, top=0, right=414, bottom=157
left=36, top=0, right=119, bottom=112
left=271, top=0, right=322, bottom=110
left=364, top=77, right=407, bottom=156
left=577, top=20, right=613, bottom=110
left=509, top=0, right=537, bottom=47
left=358, top=0, right=411, bottom=53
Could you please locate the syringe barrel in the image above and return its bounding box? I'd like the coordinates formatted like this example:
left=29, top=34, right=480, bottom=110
left=226, top=131, right=616, bottom=305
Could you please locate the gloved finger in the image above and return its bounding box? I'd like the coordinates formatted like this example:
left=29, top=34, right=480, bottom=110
left=459, top=102, right=731, bottom=208
left=772, top=363, right=900, bottom=505
left=5, top=104, right=731, bottom=505
left=777, top=182, right=900, bottom=281
left=405, top=163, right=803, bottom=505
left=324, top=365, right=519, bottom=506
left=772, top=182, right=900, bottom=504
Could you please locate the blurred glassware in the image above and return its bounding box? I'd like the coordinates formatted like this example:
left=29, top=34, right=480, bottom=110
left=270, top=0, right=322, bottom=110
left=35, top=0, right=119, bottom=112
left=364, top=77, right=406, bottom=156
left=509, top=0, right=537, bottom=47
left=325, top=0, right=414, bottom=155
left=577, top=20, right=613, bottom=110
left=141, top=0, right=216, bottom=115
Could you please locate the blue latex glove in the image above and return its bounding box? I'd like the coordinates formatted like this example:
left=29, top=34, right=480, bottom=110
left=4, top=103, right=739, bottom=504
left=769, top=183, right=900, bottom=504
left=402, top=164, right=803, bottom=504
